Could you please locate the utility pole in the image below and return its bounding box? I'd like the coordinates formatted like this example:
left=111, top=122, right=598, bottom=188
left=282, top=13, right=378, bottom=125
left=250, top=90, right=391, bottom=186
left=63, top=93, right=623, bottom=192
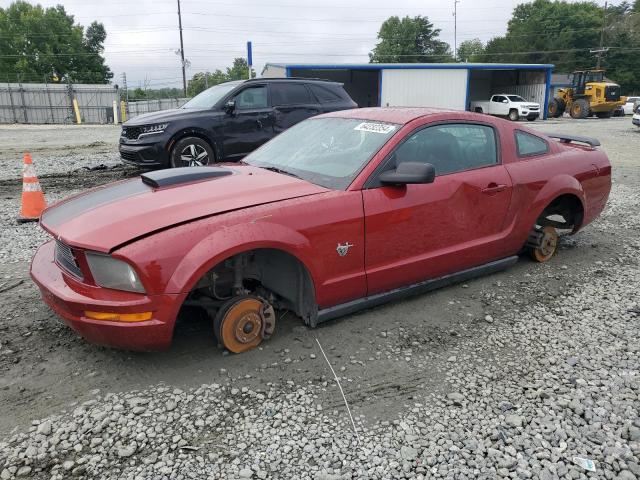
left=596, top=1, right=608, bottom=69
left=121, top=72, right=129, bottom=105
left=177, top=0, right=187, bottom=96
left=453, top=0, right=460, bottom=61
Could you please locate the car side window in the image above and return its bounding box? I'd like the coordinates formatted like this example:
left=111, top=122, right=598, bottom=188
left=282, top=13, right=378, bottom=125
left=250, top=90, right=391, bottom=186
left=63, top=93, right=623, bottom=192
left=393, top=124, right=498, bottom=176
left=492, top=96, right=505, bottom=103
left=309, top=84, right=342, bottom=103
left=234, top=86, right=268, bottom=109
left=271, top=83, right=312, bottom=106
left=515, top=130, right=548, bottom=157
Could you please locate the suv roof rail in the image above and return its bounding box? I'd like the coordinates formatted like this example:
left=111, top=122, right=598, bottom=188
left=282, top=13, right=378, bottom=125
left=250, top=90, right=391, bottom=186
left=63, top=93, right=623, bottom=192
left=246, top=77, right=340, bottom=84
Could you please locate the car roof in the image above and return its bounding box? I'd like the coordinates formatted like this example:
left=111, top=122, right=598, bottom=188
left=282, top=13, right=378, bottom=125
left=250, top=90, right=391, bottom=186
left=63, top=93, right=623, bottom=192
left=244, top=77, right=341, bottom=85
left=318, top=107, right=461, bottom=125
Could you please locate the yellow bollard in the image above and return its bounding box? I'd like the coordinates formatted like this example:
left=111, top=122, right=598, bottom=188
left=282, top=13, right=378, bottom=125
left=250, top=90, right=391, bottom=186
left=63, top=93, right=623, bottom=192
left=120, top=100, right=127, bottom=123
left=72, top=98, right=82, bottom=124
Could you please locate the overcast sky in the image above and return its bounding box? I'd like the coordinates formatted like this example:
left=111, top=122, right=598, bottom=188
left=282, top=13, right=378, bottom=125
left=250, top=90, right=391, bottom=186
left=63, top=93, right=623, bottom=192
left=0, top=0, right=612, bottom=88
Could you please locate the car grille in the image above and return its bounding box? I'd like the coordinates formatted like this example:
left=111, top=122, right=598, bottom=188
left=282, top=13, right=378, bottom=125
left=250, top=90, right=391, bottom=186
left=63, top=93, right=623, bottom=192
left=121, top=127, right=141, bottom=140
left=55, top=240, right=83, bottom=279
left=605, top=86, right=621, bottom=101
left=120, top=149, right=139, bottom=162
left=528, top=105, right=539, bottom=110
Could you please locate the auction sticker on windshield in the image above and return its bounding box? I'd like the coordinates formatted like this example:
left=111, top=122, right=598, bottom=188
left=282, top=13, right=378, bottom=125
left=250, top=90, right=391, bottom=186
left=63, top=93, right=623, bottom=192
left=354, top=122, right=397, bottom=134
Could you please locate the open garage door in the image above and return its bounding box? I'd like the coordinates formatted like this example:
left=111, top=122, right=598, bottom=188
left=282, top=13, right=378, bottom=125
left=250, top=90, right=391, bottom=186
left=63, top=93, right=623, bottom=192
left=467, top=69, right=547, bottom=116
left=289, top=68, right=380, bottom=108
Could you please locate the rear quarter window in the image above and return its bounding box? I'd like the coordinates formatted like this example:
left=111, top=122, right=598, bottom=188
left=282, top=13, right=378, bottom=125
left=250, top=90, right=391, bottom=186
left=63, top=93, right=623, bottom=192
left=515, top=130, right=549, bottom=157
left=270, top=83, right=312, bottom=106
left=309, top=84, right=342, bottom=103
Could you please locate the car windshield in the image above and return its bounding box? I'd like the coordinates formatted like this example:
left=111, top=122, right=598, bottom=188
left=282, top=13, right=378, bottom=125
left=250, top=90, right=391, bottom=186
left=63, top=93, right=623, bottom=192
left=244, top=117, right=399, bottom=189
left=181, top=82, right=240, bottom=109
left=507, top=95, right=526, bottom=102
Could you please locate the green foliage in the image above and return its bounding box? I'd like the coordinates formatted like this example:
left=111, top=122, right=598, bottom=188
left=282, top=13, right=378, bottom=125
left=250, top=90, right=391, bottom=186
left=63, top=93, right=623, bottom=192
left=0, top=1, right=112, bottom=83
left=187, top=70, right=227, bottom=96
left=457, top=39, right=485, bottom=62
left=225, top=57, right=255, bottom=80
left=187, top=58, right=256, bottom=97
left=484, top=0, right=640, bottom=93
left=369, top=15, right=453, bottom=63
left=128, top=87, right=184, bottom=100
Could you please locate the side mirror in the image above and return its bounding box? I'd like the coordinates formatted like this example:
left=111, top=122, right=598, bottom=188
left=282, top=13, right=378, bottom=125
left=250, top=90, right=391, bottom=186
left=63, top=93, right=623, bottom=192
left=224, top=100, right=236, bottom=113
left=502, top=99, right=509, bottom=104
left=379, top=162, right=435, bottom=186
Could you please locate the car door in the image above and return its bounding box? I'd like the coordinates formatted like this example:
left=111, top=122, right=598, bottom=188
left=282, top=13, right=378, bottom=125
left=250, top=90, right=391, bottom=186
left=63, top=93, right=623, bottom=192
left=222, top=84, right=275, bottom=159
left=269, top=83, right=321, bottom=134
left=362, top=122, right=513, bottom=295
left=490, top=95, right=508, bottom=116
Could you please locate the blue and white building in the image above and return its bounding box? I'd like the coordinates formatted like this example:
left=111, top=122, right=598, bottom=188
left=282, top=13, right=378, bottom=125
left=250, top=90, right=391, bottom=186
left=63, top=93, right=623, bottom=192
left=262, top=63, right=554, bottom=119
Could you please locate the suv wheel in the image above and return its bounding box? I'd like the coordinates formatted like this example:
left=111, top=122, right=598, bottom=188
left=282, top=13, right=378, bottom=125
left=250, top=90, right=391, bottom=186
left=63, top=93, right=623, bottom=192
left=171, top=137, right=214, bottom=168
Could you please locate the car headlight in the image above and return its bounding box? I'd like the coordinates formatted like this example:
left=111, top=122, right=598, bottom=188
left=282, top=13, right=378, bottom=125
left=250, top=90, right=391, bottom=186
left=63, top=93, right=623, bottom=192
left=85, top=252, right=145, bottom=293
left=140, top=123, right=168, bottom=135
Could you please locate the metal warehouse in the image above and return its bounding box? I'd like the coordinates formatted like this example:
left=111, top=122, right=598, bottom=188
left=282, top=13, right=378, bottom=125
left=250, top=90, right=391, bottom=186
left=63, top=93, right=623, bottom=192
left=263, top=63, right=554, bottom=119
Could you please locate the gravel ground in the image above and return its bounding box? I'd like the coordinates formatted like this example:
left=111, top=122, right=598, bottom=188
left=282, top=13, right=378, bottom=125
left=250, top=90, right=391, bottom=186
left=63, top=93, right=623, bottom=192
left=0, top=117, right=638, bottom=479
left=0, top=124, right=121, bottom=180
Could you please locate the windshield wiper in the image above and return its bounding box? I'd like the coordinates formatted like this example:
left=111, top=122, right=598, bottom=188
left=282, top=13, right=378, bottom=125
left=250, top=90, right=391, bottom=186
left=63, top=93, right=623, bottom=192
left=260, top=166, right=301, bottom=179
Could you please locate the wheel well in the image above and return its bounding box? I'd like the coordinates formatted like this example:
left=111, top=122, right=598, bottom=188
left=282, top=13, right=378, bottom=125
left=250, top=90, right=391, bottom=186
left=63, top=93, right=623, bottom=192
left=474, top=107, right=483, bottom=113
left=537, top=194, right=584, bottom=232
left=167, top=131, right=217, bottom=159
left=183, top=248, right=317, bottom=326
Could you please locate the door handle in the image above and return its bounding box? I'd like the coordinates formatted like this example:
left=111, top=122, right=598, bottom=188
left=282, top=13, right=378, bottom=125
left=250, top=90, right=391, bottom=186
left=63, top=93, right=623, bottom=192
left=481, top=183, right=507, bottom=194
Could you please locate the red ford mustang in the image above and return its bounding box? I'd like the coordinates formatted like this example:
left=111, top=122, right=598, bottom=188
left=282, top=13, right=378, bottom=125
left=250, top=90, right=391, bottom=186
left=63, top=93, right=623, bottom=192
left=31, top=108, right=611, bottom=352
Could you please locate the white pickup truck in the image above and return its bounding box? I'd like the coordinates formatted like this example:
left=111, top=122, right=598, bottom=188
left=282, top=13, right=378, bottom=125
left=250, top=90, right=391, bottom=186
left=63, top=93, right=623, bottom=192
left=470, top=94, right=541, bottom=121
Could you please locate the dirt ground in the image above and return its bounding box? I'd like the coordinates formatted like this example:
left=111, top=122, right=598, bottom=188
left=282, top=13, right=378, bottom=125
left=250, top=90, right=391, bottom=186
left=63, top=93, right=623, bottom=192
left=0, top=116, right=637, bottom=439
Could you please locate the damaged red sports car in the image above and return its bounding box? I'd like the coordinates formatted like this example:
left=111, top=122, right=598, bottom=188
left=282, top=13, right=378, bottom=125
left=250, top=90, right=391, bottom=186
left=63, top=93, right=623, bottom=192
left=31, top=108, right=611, bottom=352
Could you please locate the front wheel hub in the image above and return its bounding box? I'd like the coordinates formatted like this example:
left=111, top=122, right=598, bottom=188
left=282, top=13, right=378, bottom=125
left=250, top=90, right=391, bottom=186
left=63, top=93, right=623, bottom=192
left=530, top=226, right=558, bottom=263
left=214, top=296, right=276, bottom=353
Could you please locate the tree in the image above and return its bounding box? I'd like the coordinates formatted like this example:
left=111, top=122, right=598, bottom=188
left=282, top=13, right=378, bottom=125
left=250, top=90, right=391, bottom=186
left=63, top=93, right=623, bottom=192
left=483, top=0, right=602, bottom=68
left=457, top=38, right=485, bottom=62
left=186, top=58, right=256, bottom=97
left=226, top=57, right=255, bottom=80
left=369, top=15, right=453, bottom=63
left=187, top=70, right=227, bottom=96
left=0, top=1, right=112, bottom=83
left=483, top=0, right=640, bottom=94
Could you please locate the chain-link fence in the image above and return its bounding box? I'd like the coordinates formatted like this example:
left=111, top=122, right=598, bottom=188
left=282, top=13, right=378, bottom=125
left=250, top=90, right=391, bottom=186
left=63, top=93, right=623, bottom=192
left=0, top=82, right=120, bottom=124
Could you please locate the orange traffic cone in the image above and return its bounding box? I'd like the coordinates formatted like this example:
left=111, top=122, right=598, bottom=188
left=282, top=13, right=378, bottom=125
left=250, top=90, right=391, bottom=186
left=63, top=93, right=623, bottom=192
left=17, top=152, right=47, bottom=223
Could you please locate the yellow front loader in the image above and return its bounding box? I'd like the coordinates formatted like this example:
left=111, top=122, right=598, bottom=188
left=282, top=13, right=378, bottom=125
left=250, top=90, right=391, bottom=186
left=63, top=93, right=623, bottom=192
left=548, top=70, right=626, bottom=119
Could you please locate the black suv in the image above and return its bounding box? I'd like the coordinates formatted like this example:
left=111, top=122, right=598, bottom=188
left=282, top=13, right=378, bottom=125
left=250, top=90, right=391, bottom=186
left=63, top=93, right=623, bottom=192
left=119, top=78, right=357, bottom=168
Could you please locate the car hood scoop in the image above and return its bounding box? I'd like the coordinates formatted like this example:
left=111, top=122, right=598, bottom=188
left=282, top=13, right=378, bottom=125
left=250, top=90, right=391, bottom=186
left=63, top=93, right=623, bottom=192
left=40, top=165, right=328, bottom=253
left=140, top=167, right=232, bottom=188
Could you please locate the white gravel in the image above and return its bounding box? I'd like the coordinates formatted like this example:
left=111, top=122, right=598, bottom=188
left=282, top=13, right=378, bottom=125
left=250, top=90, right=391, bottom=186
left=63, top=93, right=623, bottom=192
left=0, top=184, right=638, bottom=479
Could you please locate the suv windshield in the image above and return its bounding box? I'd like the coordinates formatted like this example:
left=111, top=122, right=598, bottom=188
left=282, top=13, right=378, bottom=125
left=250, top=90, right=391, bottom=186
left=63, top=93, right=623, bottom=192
left=507, top=95, right=526, bottom=102
left=244, top=117, right=399, bottom=189
left=181, top=82, right=241, bottom=109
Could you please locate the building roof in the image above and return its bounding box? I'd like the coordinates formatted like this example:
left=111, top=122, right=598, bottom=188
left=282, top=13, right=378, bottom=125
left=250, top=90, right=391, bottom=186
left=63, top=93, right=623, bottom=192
left=266, top=62, right=555, bottom=71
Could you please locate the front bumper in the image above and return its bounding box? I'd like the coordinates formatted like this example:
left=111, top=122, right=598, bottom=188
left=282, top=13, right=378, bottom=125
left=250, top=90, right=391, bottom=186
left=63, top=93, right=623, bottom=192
left=633, top=116, right=640, bottom=126
left=119, top=140, right=169, bottom=168
left=30, top=241, right=185, bottom=351
left=520, top=110, right=540, bottom=119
